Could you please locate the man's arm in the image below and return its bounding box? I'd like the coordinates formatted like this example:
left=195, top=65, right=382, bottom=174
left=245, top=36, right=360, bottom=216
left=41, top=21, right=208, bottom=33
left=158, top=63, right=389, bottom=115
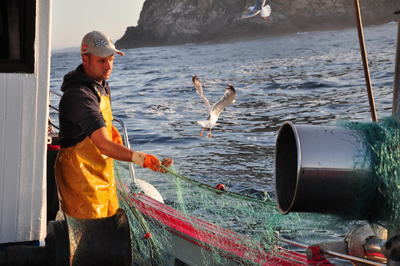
left=90, top=127, right=174, bottom=172
left=90, top=126, right=135, bottom=162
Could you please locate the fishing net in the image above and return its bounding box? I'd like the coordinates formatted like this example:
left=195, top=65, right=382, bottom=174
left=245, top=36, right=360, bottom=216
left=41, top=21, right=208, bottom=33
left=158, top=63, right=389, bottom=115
left=109, top=118, right=400, bottom=265
left=341, top=117, right=400, bottom=231
left=116, top=163, right=281, bottom=265
left=114, top=158, right=361, bottom=265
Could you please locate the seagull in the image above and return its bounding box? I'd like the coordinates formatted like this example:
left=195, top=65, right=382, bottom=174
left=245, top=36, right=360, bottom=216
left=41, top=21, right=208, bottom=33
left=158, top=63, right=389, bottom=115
left=240, top=0, right=271, bottom=21
left=192, top=75, right=236, bottom=138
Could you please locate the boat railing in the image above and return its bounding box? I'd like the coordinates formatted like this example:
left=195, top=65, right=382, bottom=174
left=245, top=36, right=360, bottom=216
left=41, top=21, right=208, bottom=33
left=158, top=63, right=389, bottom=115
left=112, top=117, right=136, bottom=183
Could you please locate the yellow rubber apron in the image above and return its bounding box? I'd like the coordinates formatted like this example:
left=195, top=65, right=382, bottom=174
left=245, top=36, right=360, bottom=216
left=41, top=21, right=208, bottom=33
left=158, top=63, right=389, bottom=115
left=55, top=93, right=119, bottom=219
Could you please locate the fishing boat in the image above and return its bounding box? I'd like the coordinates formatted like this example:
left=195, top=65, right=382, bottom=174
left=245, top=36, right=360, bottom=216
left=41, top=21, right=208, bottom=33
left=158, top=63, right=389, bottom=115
left=0, top=0, right=399, bottom=265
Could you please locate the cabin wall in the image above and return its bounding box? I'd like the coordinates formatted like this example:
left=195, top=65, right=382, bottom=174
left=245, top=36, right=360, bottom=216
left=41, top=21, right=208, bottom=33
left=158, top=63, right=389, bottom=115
left=0, top=0, right=51, bottom=243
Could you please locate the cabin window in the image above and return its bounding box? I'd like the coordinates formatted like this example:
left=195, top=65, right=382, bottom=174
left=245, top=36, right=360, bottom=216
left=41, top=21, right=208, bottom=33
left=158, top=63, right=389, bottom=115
left=0, top=0, right=35, bottom=73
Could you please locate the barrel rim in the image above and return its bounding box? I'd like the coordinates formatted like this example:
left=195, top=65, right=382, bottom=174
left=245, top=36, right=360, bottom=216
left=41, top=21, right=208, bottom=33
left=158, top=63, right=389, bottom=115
left=275, top=121, right=301, bottom=214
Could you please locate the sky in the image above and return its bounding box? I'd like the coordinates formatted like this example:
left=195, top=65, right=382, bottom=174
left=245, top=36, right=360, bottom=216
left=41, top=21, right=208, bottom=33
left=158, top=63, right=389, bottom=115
left=51, top=0, right=145, bottom=50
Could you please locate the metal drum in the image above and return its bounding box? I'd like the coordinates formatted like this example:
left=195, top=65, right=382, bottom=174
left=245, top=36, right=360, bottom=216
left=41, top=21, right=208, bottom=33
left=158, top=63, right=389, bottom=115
left=275, top=121, right=377, bottom=216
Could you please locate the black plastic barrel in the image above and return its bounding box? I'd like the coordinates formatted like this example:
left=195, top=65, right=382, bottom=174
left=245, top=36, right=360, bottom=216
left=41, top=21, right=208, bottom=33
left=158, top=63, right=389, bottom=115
left=275, top=122, right=379, bottom=217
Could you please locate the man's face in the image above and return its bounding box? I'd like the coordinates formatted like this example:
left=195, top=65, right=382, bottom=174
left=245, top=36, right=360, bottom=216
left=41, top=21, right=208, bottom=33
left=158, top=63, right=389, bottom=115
left=82, top=53, right=115, bottom=81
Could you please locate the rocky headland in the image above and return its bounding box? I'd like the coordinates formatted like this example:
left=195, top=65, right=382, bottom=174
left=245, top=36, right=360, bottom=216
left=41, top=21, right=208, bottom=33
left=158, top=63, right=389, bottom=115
left=115, top=0, right=399, bottom=49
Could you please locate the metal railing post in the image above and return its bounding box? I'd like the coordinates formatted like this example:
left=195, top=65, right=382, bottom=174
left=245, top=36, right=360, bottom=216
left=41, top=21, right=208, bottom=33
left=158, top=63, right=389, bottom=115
left=392, top=11, right=400, bottom=119
left=113, top=118, right=136, bottom=183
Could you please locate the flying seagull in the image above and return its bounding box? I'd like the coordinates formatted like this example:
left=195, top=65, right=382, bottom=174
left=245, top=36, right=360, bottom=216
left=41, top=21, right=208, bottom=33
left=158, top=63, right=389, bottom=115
left=240, top=0, right=271, bottom=21
left=192, top=75, right=236, bottom=138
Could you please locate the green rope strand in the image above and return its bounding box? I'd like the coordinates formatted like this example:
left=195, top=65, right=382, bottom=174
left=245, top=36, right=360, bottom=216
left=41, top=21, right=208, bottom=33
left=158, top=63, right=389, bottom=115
left=161, top=166, right=275, bottom=207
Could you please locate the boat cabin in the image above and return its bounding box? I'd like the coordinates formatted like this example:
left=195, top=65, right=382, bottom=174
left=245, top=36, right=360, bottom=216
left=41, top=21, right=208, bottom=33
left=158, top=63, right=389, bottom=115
left=0, top=0, right=51, bottom=246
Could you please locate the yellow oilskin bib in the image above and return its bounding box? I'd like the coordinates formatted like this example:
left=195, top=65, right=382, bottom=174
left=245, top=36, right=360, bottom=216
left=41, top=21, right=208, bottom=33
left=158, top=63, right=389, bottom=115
left=55, top=93, right=119, bottom=219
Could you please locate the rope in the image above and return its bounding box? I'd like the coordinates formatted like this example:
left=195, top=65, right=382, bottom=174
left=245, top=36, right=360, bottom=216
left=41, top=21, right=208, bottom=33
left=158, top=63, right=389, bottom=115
left=161, top=166, right=275, bottom=207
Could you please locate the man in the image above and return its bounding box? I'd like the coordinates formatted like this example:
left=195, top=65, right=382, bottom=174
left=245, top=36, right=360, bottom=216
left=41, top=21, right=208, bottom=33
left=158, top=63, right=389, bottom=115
left=55, top=31, right=172, bottom=219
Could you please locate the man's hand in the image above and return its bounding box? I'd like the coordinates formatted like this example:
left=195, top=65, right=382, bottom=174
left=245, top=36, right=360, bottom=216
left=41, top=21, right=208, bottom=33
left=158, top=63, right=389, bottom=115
left=90, top=127, right=174, bottom=170
left=160, top=158, right=174, bottom=173
left=143, top=155, right=174, bottom=173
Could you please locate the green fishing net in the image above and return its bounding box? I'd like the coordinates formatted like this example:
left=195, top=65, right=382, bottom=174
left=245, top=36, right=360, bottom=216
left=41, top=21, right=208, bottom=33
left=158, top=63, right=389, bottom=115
left=342, top=117, right=400, bottom=231
left=114, top=158, right=363, bottom=265
left=115, top=163, right=281, bottom=265
left=110, top=117, right=400, bottom=265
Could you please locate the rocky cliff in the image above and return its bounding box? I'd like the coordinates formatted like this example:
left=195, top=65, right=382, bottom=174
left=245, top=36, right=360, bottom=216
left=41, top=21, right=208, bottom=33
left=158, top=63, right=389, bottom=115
left=115, top=0, right=399, bottom=49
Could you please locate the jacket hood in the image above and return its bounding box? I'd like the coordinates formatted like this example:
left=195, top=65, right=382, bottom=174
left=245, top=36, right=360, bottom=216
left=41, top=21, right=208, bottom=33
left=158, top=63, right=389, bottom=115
left=61, top=64, right=98, bottom=93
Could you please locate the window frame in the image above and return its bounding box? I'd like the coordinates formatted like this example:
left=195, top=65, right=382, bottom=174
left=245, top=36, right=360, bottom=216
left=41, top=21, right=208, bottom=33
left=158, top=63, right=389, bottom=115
left=0, top=0, right=36, bottom=73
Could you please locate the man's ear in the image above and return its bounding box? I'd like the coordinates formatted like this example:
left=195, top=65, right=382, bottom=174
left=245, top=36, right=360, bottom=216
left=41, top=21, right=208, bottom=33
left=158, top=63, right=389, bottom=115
left=82, top=54, right=89, bottom=64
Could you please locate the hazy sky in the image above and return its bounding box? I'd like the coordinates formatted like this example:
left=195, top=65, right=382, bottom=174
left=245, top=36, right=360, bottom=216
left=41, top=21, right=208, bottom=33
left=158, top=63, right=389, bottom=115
left=51, top=0, right=145, bottom=50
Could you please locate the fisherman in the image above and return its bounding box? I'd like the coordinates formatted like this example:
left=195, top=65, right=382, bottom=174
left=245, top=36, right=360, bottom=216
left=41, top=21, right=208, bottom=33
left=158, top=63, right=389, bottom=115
left=55, top=30, right=173, bottom=219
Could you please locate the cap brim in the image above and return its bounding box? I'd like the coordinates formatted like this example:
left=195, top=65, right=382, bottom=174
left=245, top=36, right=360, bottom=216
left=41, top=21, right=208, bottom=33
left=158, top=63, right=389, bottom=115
left=92, top=47, right=125, bottom=57
left=115, top=50, right=125, bottom=56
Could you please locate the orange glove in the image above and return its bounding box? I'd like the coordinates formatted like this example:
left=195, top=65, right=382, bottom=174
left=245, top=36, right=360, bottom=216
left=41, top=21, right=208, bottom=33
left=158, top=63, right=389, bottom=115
left=143, top=154, right=162, bottom=172
left=143, top=155, right=174, bottom=173
left=112, top=125, right=123, bottom=145
left=131, top=151, right=173, bottom=173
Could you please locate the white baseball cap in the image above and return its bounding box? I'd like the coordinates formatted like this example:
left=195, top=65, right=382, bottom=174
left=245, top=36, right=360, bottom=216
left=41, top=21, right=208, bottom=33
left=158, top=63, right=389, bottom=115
left=81, top=30, right=125, bottom=57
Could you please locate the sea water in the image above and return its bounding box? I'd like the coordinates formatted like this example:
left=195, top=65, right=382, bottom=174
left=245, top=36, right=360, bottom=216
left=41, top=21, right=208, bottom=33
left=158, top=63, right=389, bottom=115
left=50, top=22, right=397, bottom=248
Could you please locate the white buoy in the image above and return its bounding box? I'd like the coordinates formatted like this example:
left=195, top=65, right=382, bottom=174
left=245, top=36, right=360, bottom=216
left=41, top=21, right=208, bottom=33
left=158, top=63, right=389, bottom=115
left=135, top=178, right=164, bottom=203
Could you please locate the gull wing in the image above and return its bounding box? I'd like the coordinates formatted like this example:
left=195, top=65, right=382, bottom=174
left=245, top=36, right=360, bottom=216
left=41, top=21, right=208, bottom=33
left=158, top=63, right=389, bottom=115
left=248, top=5, right=256, bottom=11
left=192, top=75, right=211, bottom=113
left=240, top=9, right=260, bottom=19
left=260, top=4, right=271, bottom=18
left=254, top=0, right=266, bottom=10
left=209, top=85, right=236, bottom=120
left=240, top=0, right=266, bottom=20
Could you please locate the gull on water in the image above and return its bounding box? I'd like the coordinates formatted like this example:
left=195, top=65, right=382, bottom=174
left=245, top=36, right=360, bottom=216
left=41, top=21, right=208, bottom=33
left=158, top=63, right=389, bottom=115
left=192, top=75, right=236, bottom=138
